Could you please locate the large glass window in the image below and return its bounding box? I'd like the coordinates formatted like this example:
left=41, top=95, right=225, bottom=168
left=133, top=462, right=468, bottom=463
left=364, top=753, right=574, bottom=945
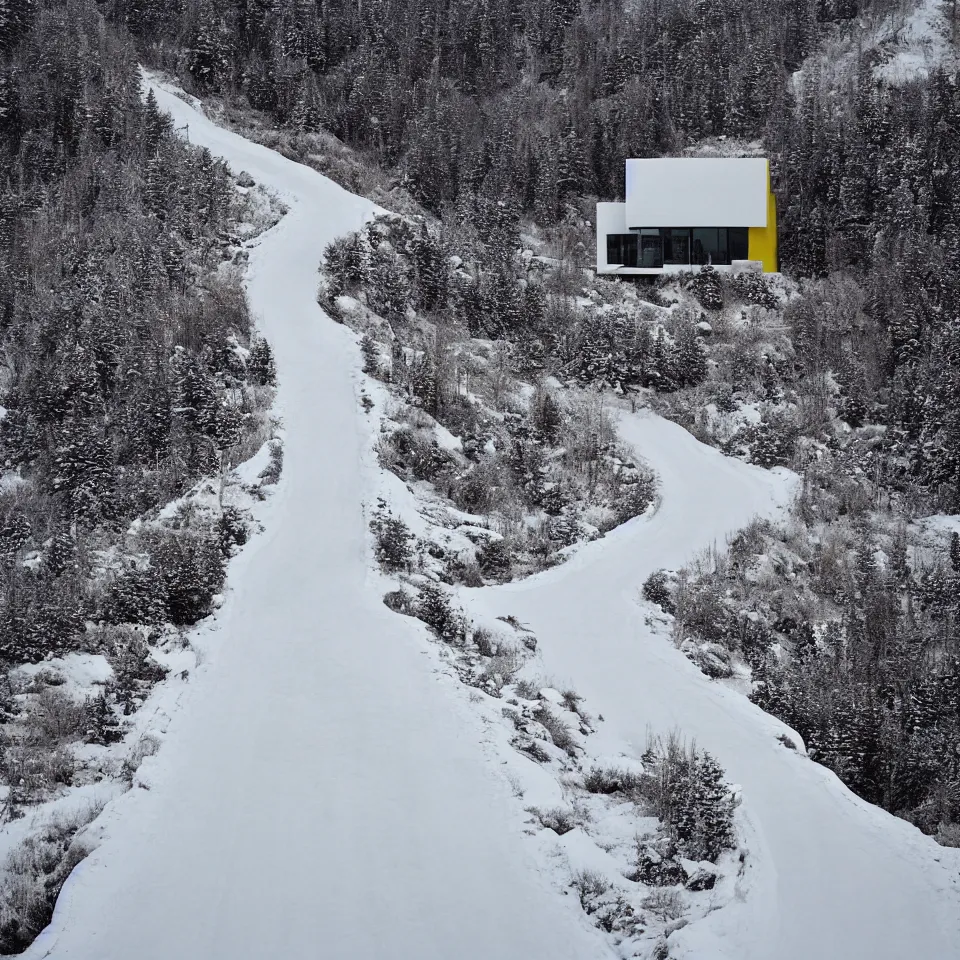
left=640, top=231, right=662, bottom=267
left=729, top=227, right=749, bottom=261
left=607, top=227, right=751, bottom=267
left=606, top=233, right=622, bottom=265
left=606, top=233, right=638, bottom=267
left=692, top=228, right=729, bottom=265
left=662, top=228, right=691, bottom=265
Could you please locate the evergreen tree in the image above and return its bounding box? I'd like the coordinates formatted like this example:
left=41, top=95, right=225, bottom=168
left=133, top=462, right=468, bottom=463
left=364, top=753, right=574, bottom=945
left=248, top=336, right=277, bottom=386
left=84, top=692, right=123, bottom=745
left=188, top=0, right=230, bottom=90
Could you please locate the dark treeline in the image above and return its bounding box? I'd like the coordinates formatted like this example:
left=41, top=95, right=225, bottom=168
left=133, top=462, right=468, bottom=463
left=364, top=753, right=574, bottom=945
left=0, top=1, right=274, bottom=672
left=111, top=0, right=960, bottom=507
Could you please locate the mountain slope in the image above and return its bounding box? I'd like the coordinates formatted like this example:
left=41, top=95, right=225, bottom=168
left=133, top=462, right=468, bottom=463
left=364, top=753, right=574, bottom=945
left=462, top=410, right=960, bottom=959
left=24, top=76, right=960, bottom=960
left=21, top=76, right=610, bottom=960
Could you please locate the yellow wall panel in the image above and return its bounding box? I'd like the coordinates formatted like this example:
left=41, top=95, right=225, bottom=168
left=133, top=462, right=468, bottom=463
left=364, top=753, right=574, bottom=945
left=747, top=173, right=778, bottom=272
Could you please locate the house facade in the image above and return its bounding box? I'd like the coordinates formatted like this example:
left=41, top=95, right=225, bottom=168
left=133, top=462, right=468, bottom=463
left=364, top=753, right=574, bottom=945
left=596, top=158, right=778, bottom=275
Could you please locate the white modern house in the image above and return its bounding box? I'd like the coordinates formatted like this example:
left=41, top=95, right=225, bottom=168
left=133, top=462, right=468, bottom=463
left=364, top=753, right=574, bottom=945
left=596, top=158, right=778, bottom=276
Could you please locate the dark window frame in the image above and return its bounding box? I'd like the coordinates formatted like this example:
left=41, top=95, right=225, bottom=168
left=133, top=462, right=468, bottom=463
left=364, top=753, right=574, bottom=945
left=605, top=227, right=749, bottom=268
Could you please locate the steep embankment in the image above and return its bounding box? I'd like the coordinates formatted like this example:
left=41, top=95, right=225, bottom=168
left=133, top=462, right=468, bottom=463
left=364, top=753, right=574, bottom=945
left=21, top=77, right=610, bottom=960
left=462, top=410, right=960, bottom=959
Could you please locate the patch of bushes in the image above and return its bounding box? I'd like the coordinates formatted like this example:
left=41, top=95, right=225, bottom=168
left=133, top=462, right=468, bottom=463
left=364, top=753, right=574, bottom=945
left=583, top=765, right=642, bottom=795
left=535, top=704, right=579, bottom=757
left=638, top=733, right=738, bottom=863
left=258, top=439, right=284, bottom=486
left=0, top=804, right=103, bottom=953
left=642, top=570, right=676, bottom=614
left=101, top=530, right=225, bottom=628
left=369, top=501, right=415, bottom=572
left=730, top=271, right=779, bottom=309
left=529, top=805, right=580, bottom=835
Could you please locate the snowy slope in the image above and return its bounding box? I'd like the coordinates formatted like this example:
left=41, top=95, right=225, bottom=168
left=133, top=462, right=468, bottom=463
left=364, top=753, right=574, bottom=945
left=462, top=410, right=960, bottom=959
left=24, top=75, right=960, bottom=960
left=21, top=75, right=611, bottom=960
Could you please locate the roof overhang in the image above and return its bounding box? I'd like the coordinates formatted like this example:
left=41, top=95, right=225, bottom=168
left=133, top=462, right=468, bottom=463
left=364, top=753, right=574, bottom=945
left=625, top=158, right=769, bottom=228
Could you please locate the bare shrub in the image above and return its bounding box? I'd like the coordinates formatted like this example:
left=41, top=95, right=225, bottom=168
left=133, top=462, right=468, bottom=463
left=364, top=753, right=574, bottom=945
left=383, top=589, right=415, bottom=615
left=529, top=806, right=580, bottom=835
left=25, top=689, right=86, bottom=746
left=935, top=822, right=960, bottom=848
left=1, top=739, right=76, bottom=803
left=472, top=626, right=497, bottom=657
left=583, top=765, right=642, bottom=795
left=513, top=678, right=540, bottom=699
left=0, top=801, right=105, bottom=952
left=122, top=735, right=160, bottom=782
left=535, top=704, right=578, bottom=757
left=641, top=888, right=685, bottom=921
left=571, top=869, right=610, bottom=908
left=258, top=439, right=284, bottom=486
left=561, top=687, right=586, bottom=716
left=515, top=738, right=551, bottom=763
left=481, top=654, right=521, bottom=694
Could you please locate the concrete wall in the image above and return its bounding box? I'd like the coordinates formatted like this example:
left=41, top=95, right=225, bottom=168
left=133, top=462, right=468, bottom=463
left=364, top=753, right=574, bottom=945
left=596, top=202, right=628, bottom=273
left=625, top=158, right=769, bottom=228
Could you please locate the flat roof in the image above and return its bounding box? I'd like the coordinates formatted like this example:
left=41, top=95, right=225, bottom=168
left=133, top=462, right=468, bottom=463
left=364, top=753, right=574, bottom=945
left=624, top=158, right=769, bottom=228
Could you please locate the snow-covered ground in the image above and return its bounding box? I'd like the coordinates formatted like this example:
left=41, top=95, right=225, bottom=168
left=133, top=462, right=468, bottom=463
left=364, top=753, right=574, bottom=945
left=461, top=411, right=960, bottom=958
left=22, top=73, right=960, bottom=959
left=21, top=74, right=610, bottom=960
left=800, top=0, right=959, bottom=89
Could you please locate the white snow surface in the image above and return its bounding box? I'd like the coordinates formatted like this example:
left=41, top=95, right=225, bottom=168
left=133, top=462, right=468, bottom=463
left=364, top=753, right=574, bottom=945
left=24, top=73, right=960, bottom=959
left=24, top=74, right=608, bottom=960
left=459, top=409, right=960, bottom=959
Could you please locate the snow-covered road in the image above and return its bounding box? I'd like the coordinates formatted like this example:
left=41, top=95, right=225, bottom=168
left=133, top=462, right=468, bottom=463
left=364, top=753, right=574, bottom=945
left=22, top=78, right=611, bottom=960
left=26, top=78, right=960, bottom=960
left=466, top=411, right=960, bottom=959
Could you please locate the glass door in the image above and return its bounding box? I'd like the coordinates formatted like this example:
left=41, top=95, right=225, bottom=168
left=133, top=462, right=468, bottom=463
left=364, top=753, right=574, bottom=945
left=640, top=231, right=663, bottom=267
left=662, top=228, right=691, bottom=265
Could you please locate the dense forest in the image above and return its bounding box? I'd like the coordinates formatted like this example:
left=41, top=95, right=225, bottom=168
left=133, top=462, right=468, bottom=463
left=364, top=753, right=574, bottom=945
left=103, top=0, right=960, bottom=507
left=0, top=0, right=278, bottom=666
left=0, top=0, right=959, bottom=943
left=112, top=0, right=960, bottom=841
left=0, top=1, right=280, bottom=944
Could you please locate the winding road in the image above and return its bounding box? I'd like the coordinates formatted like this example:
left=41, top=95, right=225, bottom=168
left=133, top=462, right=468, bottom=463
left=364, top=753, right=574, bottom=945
left=25, top=76, right=960, bottom=959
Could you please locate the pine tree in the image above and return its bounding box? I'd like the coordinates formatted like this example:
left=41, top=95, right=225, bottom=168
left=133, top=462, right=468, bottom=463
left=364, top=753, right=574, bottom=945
left=410, top=227, right=448, bottom=312
left=44, top=530, right=77, bottom=576
left=52, top=420, right=113, bottom=521
left=691, top=263, right=724, bottom=311
left=188, top=0, right=230, bottom=90
left=0, top=0, right=32, bottom=53
left=0, top=513, right=30, bottom=563
left=247, top=336, right=276, bottom=386
left=84, top=692, right=123, bottom=745
left=691, top=751, right=738, bottom=861
left=673, top=320, right=708, bottom=387
left=416, top=583, right=465, bottom=643
left=367, top=247, right=411, bottom=323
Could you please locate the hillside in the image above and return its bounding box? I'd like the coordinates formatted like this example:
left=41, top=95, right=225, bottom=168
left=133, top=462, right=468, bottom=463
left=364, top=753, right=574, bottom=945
left=10, top=75, right=955, bottom=960
left=1, top=0, right=960, bottom=957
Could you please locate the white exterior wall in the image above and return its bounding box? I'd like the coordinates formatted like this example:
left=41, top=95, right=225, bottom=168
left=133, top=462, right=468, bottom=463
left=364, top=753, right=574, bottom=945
left=624, top=158, right=768, bottom=228
left=596, top=202, right=628, bottom=273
